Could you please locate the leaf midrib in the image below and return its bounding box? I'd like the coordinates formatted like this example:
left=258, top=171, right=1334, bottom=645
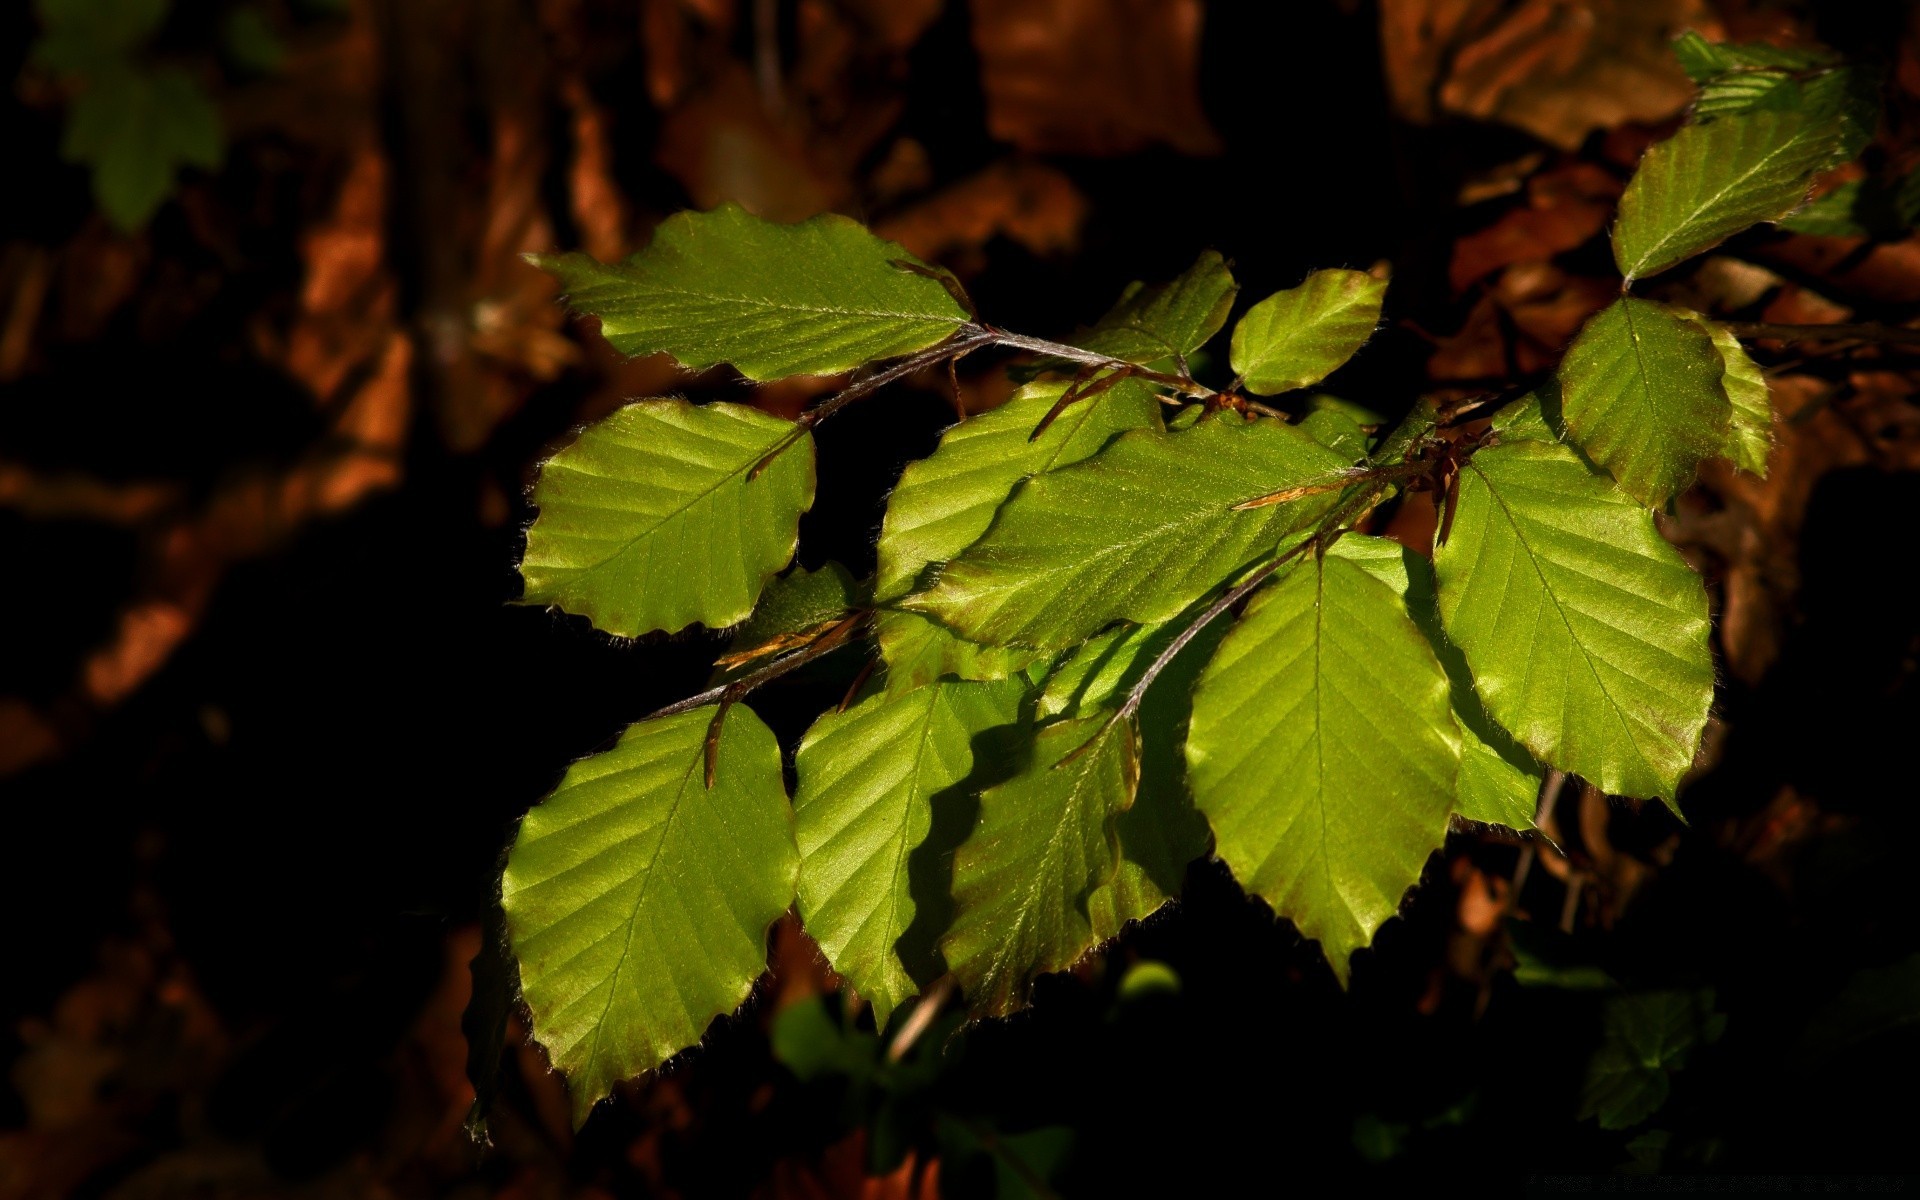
left=577, top=743, right=704, bottom=1092
left=1624, top=118, right=1813, bottom=279
left=1468, top=460, right=1665, bottom=787
left=555, top=421, right=799, bottom=578
left=614, top=278, right=970, bottom=327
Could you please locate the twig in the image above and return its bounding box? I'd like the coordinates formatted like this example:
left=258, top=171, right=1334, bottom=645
left=700, top=613, right=866, bottom=785
left=985, top=328, right=1215, bottom=398
left=797, top=328, right=997, bottom=431
left=885, top=976, right=954, bottom=1063
left=1725, top=321, right=1920, bottom=347
left=748, top=330, right=996, bottom=479
left=645, top=612, right=867, bottom=724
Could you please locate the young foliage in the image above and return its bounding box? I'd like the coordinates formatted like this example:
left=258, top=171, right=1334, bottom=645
left=520, top=400, right=814, bottom=637
left=1704, top=322, right=1772, bottom=477
left=726, top=562, right=859, bottom=662
left=1556, top=298, right=1730, bottom=507
left=1229, top=269, right=1387, bottom=396
left=1611, top=111, right=1832, bottom=281
left=1432, top=442, right=1713, bottom=805
left=505, top=57, right=1884, bottom=1109
left=1037, top=619, right=1223, bottom=938
left=1579, top=990, right=1726, bottom=1130
left=34, top=0, right=225, bottom=231
left=913, top=415, right=1351, bottom=650
left=1187, top=538, right=1459, bottom=983
left=943, top=717, right=1138, bottom=1016
left=532, top=204, right=972, bottom=379
left=794, top=677, right=1026, bottom=1025
left=502, top=705, right=797, bottom=1126
left=1069, top=250, right=1238, bottom=365
left=1359, top=534, right=1545, bottom=831
left=873, top=377, right=1160, bottom=688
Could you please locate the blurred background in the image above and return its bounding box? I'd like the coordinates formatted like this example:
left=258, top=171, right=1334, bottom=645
left=4, top=0, right=1920, bottom=1195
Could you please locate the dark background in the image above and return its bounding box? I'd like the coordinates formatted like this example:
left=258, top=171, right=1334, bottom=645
left=4, top=0, right=1920, bottom=1195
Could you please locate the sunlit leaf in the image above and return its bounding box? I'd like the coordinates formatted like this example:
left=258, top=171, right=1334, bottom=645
left=875, top=378, right=1160, bottom=687
left=520, top=399, right=814, bottom=637
left=1703, top=320, right=1771, bottom=477
left=1433, top=442, right=1714, bottom=804
left=1187, top=537, right=1460, bottom=984
left=794, top=677, right=1025, bottom=1025
left=530, top=204, right=972, bottom=380
left=1557, top=298, right=1730, bottom=507
left=1613, top=110, right=1833, bottom=281
left=1072, top=250, right=1238, bottom=365
left=1229, top=269, right=1387, bottom=396
left=503, top=705, right=796, bottom=1126
left=913, top=414, right=1353, bottom=651
left=1334, top=534, right=1543, bottom=831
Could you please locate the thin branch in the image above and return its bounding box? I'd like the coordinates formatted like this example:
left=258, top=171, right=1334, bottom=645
left=1724, top=321, right=1920, bottom=347
left=748, top=329, right=997, bottom=478
left=643, top=611, right=867, bottom=724
left=885, top=976, right=954, bottom=1063
left=797, top=328, right=998, bottom=430
left=984, top=328, right=1215, bottom=397
left=1111, top=545, right=1303, bottom=726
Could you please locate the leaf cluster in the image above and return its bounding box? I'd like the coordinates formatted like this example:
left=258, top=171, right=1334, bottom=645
left=494, top=29, right=1879, bottom=1123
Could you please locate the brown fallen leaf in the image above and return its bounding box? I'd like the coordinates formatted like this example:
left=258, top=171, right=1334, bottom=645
left=1382, top=0, right=1713, bottom=149
left=1450, top=161, right=1619, bottom=291
left=875, top=160, right=1088, bottom=265
left=970, top=0, right=1221, bottom=156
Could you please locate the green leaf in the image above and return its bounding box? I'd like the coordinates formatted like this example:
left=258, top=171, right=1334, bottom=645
left=62, top=66, right=223, bottom=231
left=1672, top=31, right=1828, bottom=81
left=1187, top=536, right=1461, bottom=984
left=1072, top=250, right=1238, bottom=365
left=1673, top=34, right=1878, bottom=168
left=1037, top=619, right=1223, bottom=934
left=1493, top=385, right=1567, bottom=445
left=728, top=562, right=859, bottom=656
left=520, top=399, right=815, bottom=637
left=1703, top=321, right=1771, bottom=477
left=1556, top=298, right=1731, bottom=507
left=771, top=995, right=878, bottom=1083
left=1433, top=442, right=1714, bottom=803
left=530, top=204, right=972, bottom=380
left=874, top=378, right=1161, bottom=688
left=503, top=705, right=797, bottom=1126
left=793, top=677, right=1025, bottom=1025
left=1298, top=405, right=1373, bottom=464
left=1229, top=269, right=1387, bottom=396
left=1613, top=111, right=1833, bottom=281
left=1336, top=533, right=1544, bottom=831
left=1580, top=990, right=1726, bottom=1129
left=944, top=717, right=1137, bottom=1015
left=912, top=414, right=1354, bottom=651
